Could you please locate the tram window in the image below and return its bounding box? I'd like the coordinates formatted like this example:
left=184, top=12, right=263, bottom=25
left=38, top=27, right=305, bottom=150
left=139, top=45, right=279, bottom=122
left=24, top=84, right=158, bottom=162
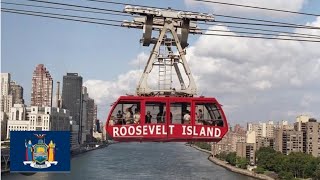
left=195, top=103, right=223, bottom=126
left=145, top=102, right=166, bottom=124
left=110, top=101, right=141, bottom=125
left=170, top=102, right=191, bottom=124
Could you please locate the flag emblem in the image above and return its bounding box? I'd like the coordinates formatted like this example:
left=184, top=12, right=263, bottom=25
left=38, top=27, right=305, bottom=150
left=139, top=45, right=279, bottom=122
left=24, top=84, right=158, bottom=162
left=10, top=131, right=70, bottom=172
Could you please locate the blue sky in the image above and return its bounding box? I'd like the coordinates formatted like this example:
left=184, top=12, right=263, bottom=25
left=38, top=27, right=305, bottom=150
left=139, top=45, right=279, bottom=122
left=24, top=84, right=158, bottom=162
left=2, top=0, right=320, bottom=125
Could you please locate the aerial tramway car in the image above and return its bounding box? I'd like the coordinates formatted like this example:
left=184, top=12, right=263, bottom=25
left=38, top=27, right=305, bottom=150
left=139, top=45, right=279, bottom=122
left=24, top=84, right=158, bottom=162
left=105, top=6, right=228, bottom=142
left=106, top=96, right=228, bottom=142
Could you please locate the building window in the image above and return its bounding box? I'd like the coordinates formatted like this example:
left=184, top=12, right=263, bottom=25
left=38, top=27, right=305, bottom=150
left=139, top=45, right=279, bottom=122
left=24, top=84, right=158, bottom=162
left=37, top=116, right=42, bottom=126
left=16, top=110, right=19, bottom=120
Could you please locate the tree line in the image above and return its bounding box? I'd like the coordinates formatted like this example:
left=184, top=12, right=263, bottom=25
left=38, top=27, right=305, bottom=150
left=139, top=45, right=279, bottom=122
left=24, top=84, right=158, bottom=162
left=254, top=147, right=320, bottom=180
left=190, top=142, right=320, bottom=180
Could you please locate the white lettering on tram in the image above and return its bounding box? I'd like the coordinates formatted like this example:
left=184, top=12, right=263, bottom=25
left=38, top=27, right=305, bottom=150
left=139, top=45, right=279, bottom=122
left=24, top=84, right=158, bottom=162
left=112, top=125, right=223, bottom=137
left=156, top=125, right=161, bottom=135
left=113, top=127, right=119, bottom=137
left=128, top=126, right=135, bottom=135
left=193, top=127, right=198, bottom=136
left=149, top=125, right=155, bottom=134
left=182, top=126, right=186, bottom=135
left=215, top=128, right=221, bottom=137
left=143, top=125, right=148, bottom=135
left=168, top=125, right=174, bottom=135
left=199, top=128, right=206, bottom=136
left=207, top=127, right=213, bottom=137
left=120, top=126, right=127, bottom=135
left=136, top=126, right=142, bottom=135
left=187, top=126, right=192, bottom=135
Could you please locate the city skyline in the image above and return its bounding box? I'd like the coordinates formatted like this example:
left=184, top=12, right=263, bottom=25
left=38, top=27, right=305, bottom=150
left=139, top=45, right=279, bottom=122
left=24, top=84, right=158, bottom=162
left=2, top=0, right=320, bottom=124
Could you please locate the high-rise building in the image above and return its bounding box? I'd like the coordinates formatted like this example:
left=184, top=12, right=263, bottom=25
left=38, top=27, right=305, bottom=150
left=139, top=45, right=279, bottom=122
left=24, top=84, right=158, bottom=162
left=87, top=98, right=95, bottom=142
left=81, top=86, right=89, bottom=143
left=56, top=81, right=62, bottom=108
left=70, top=120, right=80, bottom=150
left=274, top=128, right=303, bottom=155
left=10, top=81, right=24, bottom=104
left=247, top=122, right=266, bottom=138
left=1, top=73, right=13, bottom=140
left=295, top=115, right=311, bottom=131
left=304, top=120, right=320, bottom=157
left=236, top=142, right=256, bottom=165
left=93, top=104, right=98, bottom=132
left=212, top=125, right=246, bottom=155
left=283, top=130, right=303, bottom=155
left=1, top=73, right=13, bottom=113
left=1, top=73, right=11, bottom=96
left=233, top=124, right=246, bottom=134
left=256, top=137, right=274, bottom=150
left=294, top=118, right=320, bottom=157
left=62, top=73, right=83, bottom=143
left=96, top=119, right=101, bottom=133
left=246, top=130, right=256, bottom=144
left=7, top=104, right=70, bottom=139
left=266, top=121, right=274, bottom=138
left=31, top=64, right=53, bottom=107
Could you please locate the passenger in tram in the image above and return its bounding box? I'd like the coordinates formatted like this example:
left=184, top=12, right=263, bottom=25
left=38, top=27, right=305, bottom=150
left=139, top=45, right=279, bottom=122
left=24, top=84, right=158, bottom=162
left=125, top=108, right=132, bottom=124
left=157, top=106, right=164, bottom=123
left=109, top=116, right=115, bottom=126
left=145, top=111, right=152, bottom=124
left=157, top=111, right=164, bottom=123
left=183, top=110, right=191, bottom=124
left=215, top=116, right=223, bottom=127
left=196, top=109, right=204, bottom=124
left=133, top=108, right=141, bottom=124
left=156, top=106, right=172, bottom=123
left=116, top=110, right=125, bottom=125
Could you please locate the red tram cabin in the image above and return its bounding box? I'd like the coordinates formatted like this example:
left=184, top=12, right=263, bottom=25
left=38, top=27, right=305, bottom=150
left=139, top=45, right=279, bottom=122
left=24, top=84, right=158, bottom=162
left=106, top=96, right=228, bottom=142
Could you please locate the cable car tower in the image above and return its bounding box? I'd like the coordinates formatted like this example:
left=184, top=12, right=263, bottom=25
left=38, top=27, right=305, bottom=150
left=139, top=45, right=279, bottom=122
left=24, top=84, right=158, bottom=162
left=122, top=6, right=214, bottom=97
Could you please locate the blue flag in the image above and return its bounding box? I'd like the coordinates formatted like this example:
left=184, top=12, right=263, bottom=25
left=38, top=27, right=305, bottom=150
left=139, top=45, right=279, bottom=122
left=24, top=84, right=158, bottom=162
left=10, top=131, right=70, bottom=173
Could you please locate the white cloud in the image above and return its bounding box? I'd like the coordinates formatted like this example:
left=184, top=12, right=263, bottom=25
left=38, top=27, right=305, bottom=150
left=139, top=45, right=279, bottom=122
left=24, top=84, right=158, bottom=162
left=84, top=70, right=142, bottom=103
left=129, top=52, right=149, bottom=67
left=86, top=17, right=320, bottom=124
left=184, top=0, right=306, bottom=17
left=185, top=18, right=320, bottom=123
left=252, top=80, right=272, bottom=90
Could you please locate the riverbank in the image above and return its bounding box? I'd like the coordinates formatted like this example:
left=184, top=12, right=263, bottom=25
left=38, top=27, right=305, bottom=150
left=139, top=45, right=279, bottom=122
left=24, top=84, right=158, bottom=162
left=187, top=144, right=274, bottom=180
left=1, top=142, right=112, bottom=174
left=71, top=143, right=110, bottom=157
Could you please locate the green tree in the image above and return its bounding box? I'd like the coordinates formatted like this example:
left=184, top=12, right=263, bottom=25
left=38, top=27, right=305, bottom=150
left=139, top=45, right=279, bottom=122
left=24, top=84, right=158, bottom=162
left=194, top=142, right=211, bottom=151
left=216, top=151, right=228, bottom=161
left=303, top=155, right=318, bottom=178
left=253, top=167, right=265, bottom=174
left=236, top=156, right=248, bottom=169
left=287, top=152, right=313, bottom=178
left=278, top=171, right=294, bottom=180
left=256, top=147, right=278, bottom=170
left=226, top=152, right=237, bottom=166
left=313, top=164, right=320, bottom=179
left=256, top=147, right=291, bottom=173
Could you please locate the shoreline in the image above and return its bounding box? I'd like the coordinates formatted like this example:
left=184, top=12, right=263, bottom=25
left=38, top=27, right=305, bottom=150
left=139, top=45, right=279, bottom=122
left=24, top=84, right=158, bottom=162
left=187, top=144, right=274, bottom=180
left=1, top=142, right=111, bottom=175
left=71, top=143, right=110, bottom=157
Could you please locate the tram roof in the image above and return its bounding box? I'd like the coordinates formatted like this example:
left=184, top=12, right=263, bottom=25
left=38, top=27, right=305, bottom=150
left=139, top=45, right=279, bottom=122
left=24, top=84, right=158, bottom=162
left=117, top=95, right=218, bottom=101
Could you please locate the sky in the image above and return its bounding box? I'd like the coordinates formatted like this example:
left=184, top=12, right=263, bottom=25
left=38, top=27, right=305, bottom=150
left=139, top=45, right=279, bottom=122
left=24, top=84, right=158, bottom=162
left=2, top=0, right=320, bottom=126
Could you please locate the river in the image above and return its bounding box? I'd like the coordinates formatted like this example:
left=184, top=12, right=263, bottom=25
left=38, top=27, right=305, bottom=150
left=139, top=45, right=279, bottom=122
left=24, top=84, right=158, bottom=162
left=2, top=142, right=256, bottom=180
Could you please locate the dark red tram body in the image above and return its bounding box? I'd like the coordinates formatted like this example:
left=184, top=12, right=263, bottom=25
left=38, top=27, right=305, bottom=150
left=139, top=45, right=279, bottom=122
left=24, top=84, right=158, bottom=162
left=106, top=96, right=228, bottom=142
